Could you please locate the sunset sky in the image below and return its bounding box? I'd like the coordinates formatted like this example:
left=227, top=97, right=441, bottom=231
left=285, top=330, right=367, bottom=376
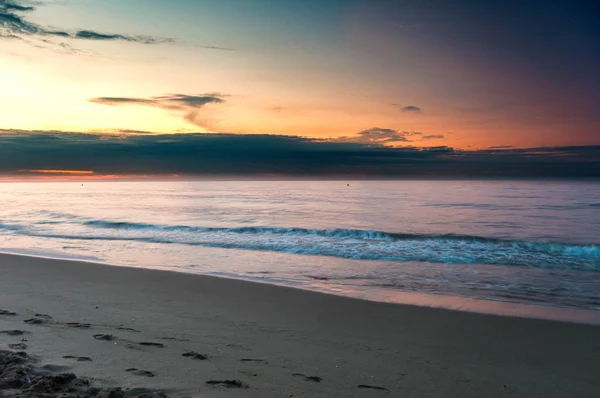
left=1, top=0, right=599, bottom=177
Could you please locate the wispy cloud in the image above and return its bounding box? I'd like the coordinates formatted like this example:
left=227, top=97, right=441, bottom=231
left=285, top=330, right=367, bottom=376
left=89, top=94, right=227, bottom=128
left=197, top=45, right=235, bottom=51
left=421, top=134, right=444, bottom=140
left=90, top=94, right=226, bottom=108
left=74, top=30, right=173, bottom=44
left=334, top=127, right=422, bottom=145
left=1, top=0, right=172, bottom=44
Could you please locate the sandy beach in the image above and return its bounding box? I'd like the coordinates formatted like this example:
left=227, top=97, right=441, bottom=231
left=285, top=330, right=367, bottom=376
left=1, top=253, right=600, bottom=397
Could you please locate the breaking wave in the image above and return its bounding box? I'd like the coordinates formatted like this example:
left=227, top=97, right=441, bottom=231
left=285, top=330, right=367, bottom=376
left=1, top=214, right=599, bottom=271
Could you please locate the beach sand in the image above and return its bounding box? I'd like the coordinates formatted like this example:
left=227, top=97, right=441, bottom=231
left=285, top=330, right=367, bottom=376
left=1, top=253, right=600, bottom=397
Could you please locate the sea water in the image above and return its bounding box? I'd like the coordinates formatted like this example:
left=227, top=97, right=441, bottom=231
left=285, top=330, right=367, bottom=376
left=1, top=180, right=599, bottom=322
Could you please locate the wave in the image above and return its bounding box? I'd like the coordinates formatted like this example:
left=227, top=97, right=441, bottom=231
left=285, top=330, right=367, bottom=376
left=83, top=219, right=487, bottom=241
left=83, top=219, right=600, bottom=254
left=1, top=217, right=599, bottom=271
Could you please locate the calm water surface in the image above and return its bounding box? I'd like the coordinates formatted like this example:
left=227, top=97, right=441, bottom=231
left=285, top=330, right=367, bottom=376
left=1, top=180, right=599, bottom=322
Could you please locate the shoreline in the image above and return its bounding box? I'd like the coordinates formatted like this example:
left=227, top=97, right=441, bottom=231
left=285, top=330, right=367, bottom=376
left=2, top=252, right=600, bottom=397
left=2, top=249, right=600, bottom=326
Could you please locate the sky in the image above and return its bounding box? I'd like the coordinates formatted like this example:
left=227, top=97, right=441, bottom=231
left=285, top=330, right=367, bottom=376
left=1, top=0, right=599, bottom=177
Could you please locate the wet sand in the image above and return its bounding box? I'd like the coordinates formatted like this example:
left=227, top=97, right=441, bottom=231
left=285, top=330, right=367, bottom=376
left=1, top=253, right=600, bottom=397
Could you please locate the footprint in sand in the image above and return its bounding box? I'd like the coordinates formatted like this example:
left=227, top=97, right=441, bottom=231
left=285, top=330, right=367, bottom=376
left=157, top=336, right=189, bottom=342
left=182, top=351, right=209, bottom=360
left=206, top=380, right=248, bottom=389
left=1, top=330, right=30, bottom=336
left=63, top=355, right=93, bottom=362
left=0, top=309, right=18, bottom=316
left=93, top=334, right=116, bottom=341
left=357, top=384, right=390, bottom=392
left=138, top=342, right=165, bottom=348
left=117, top=327, right=140, bottom=333
left=124, top=343, right=145, bottom=351
left=24, top=318, right=47, bottom=325
left=293, top=373, right=322, bottom=383
left=126, top=368, right=156, bottom=377
left=67, top=322, right=91, bottom=329
left=241, top=358, right=268, bottom=364
left=239, top=370, right=259, bottom=377
left=9, top=343, right=28, bottom=350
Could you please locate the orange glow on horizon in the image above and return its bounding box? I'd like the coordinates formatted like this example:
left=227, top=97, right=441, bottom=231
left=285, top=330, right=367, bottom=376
left=0, top=173, right=184, bottom=182
left=18, top=169, right=95, bottom=175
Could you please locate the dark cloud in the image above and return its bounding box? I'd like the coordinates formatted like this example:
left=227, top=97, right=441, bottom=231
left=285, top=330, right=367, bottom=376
left=47, top=30, right=70, bottom=37
left=90, top=97, right=155, bottom=106
left=421, top=135, right=444, bottom=140
left=0, top=0, right=173, bottom=44
left=87, top=129, right=157, bottom=136
left=1, top=130, right=597, bottom=178
left=334, top=128, right=422, bottom=145
left=90, top=94, right=225, bottom=109
left=90, top=94, right=226, bottom=128
left=74, top=30, right=174, bottom=44
left=116, top=129, right=157, bottom=135
left=3, top=2, right=33, bottom=12
left=75, top=31, right=131, bottom=41
left=1, top=0, right=39, bottom=37
left=400, top=105, right=422, bottom=113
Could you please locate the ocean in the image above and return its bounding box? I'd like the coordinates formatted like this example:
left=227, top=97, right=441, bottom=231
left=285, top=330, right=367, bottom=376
left=1, top=180, right=599, bottom=322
